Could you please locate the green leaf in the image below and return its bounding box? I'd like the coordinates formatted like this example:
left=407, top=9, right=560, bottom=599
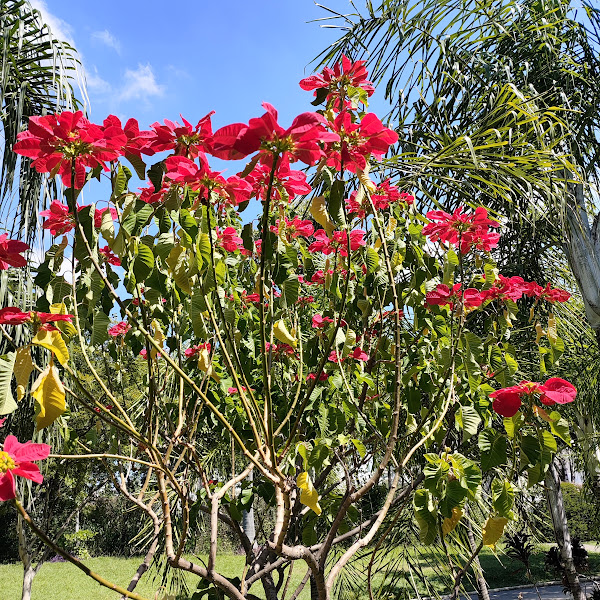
left=413, top=489, right=438, bottom=545
left=91, top=311, right=111, bottom=346
left=327, top=179, right=345, bottom=224
left=133, top=243, right=155, bottom=282
left=455, top=405, right=481, bottom=442
left=113, top=164, right=131, bottom=197
left=282, top=275, right=300, bottom=307
left=365, top=247, right=379, bottom=273
left=491, top=478, right=514, bottom=519
left=478, top=429, right=508, bottom=471
left=549, top=411, right=571, bottom=446
left=125, top=154, right=146, bottom=180
left=0, top=353, right=17, bottom=415
left=504, top=352, right=518, bottom=377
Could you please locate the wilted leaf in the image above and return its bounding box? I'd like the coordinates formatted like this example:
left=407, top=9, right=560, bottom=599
left=14, top=346, right=34, bottom=401
left=32, top=328, right=69, bottom=366
left=442, top=507, right=463, bottom=536
left=297, top=471, right=322, bottom=515
left=32, top=365, right=66, bottom=430
left=482, top=516, right=508, bottom=547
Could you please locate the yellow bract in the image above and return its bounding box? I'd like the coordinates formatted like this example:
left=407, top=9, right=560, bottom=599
left=482, top=516, right=508, bottom=547
left=32, top=328, right=69, bottom=366
left=297, top=471, right=322, bottom=515
left=274, top=320, right=297, bottom=348
left=310, top=196, right=335, bottom=236
left=151, top=320, right=165, bottom=360
left=32, top=365, right=66, bottom=430
left=14, top=346, right=34, bottom=402
left=442, top=507, right=463, bottom=536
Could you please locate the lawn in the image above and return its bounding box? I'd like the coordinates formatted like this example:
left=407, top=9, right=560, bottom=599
left=1, top=547, right=599, bottom=599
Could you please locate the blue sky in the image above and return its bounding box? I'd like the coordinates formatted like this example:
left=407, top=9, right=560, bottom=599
left=31, top=0, right=363, bottom=132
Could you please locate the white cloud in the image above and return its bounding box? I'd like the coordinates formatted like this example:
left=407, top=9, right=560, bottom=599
left=28, top=0, right=75, bottom=46
left=92, top=29, right=121, bottom=53
left=84, top=66, right=111, bottom=94
left=119, top=64, right=165, bottom=102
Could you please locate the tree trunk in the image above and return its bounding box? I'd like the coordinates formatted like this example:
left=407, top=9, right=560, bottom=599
left=17, top=512, right=40, bottom=600
left=242, top=470, right=256, bottom=548
left=545, top=460, right=583, bottom=600
left=21, top=564, right=36, bottom=600
left=466, top=514, right=490, bottom=600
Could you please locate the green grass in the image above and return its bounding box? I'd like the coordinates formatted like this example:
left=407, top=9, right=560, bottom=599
left=1, top=547, right=599, bottom=600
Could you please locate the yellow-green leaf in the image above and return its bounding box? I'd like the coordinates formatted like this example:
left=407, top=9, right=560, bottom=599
left=32, top=328, right=69, bottom=366
left=274, top=320, right=297, bottom=348
left=14, top=346, right=34, bottom=401
left=442, top=507, right=463, bottom=536
left=297, top=472, right=322, bottom=515
left=310, top=196, right=334, bottom=236
left=32, top=365, right=66, bottom=430
left=49, top=303, right=76, bottom=338
left=482, top=516, right=508, bottom=547
left=151, top=320, right=165, bottom=360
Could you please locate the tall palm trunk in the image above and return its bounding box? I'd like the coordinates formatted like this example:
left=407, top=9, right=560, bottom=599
left=545, top=460, right=582, bottom=600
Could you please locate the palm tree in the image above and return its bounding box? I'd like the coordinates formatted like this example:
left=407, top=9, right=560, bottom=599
left=0, top=0, right=84, bottom=244
left=314, top=1, right=600, bottom=597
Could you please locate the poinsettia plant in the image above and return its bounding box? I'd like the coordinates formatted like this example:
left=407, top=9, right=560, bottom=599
left=0, top=56, right=576, bottom=600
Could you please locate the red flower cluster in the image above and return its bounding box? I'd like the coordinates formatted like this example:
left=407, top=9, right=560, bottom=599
left=265, top=342, right=296, bottom=357
left=13, top=111, right=127, bottom=188
left=108, top=321, right=130, bottom=337
left=271, top=217, right=314, bottom=241
left=184, top=342, right=211, bottom=358
left=299, top=55, right=375, bottom=112
left=0, top=234, right=28, bottom=270
left=0, top=436, right=50, bottom=502
left=325, top=112, right=398, bottom=173
left=99, top=246, right=121, bottom=266
left=425, top=284, right=484, bottom=310
left=308, top=229, right=366, bottom=256
left=328, top=347, right=369, bottom=363
left=490, top=378, right=576, bottom=417
left=245, top=159, right=312, bottom=203
left=482, top=275, right=570, bottom=304
left=0, top=307, right=73, bottom=325
left=422, top=207, right=500, bottom=254
left=40, top=202, right=74, bottom=236
left=148, top=112, right=215, bottom=158
left=216, top=227, right=243, bottom=253
left=346, top=180, right=414, bottom=219
left=212, top=102, right=339, bottom=165
left=164, top=156, right=252, bottom=208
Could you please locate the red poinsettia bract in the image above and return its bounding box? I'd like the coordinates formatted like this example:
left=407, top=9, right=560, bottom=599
left=0, top=307, right=73, bottom=325
left=212, top=102, right=339, bottom=165
left=299, top=55, right=375, bottom=112
left=0, top=234, right=29, bottom=270
left=489, top=378, right=576, bottom=417
left=164, top=156, right=252, bottom=208
left=0, top=435, right=50, bottom=501
left=14, top=111, right=126, bottom=188
left=423, top=206, right=500, bottom=254
left=108, top=321, right=131, bottom=337
left=325, top=112, right=398, bottom=173
left=425, top=283, right=484, bottom=310
left=308, top=229, right=366, bottom=256
left=148, top=112, right=215, bottom=158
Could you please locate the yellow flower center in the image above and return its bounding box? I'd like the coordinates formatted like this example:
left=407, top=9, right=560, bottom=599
left=0, top=451, right=16, bottom=474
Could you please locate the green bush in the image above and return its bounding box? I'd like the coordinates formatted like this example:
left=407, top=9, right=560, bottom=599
left=560, top=482, right=599, bottom=542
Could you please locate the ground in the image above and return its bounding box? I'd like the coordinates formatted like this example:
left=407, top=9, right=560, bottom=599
left=1, top=547, right=599, bottom=599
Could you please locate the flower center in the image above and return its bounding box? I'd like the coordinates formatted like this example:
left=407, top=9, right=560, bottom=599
left=56, top=139, right=94, bottom=159
left=0, top=451, right=16, bottom=473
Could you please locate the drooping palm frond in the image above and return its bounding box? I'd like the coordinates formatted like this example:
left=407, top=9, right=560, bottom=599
left=0, top=0, right=85, bottom=245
